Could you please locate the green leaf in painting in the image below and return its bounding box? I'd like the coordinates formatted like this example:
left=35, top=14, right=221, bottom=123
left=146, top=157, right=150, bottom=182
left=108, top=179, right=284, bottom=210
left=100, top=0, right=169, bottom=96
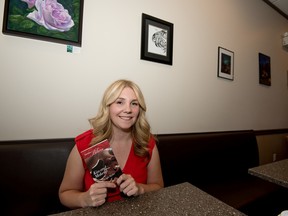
left=37, top=26, right=50, bottom=35
left=19, top=20, right=35, bottom=29
left=8, top=15, right=25, bottom=24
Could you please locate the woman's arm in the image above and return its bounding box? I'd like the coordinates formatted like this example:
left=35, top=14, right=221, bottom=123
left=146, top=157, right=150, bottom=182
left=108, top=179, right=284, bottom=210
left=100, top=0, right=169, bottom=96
left=138, top=145, right=164, bottom=193
left=59, top=145, right=116, bottom=208
left=116, top=145, right=164, bottom=196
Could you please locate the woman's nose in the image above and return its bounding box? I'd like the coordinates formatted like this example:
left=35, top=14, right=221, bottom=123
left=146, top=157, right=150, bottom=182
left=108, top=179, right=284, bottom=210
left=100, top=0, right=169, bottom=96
left=124, top=103, right=132, bottom=113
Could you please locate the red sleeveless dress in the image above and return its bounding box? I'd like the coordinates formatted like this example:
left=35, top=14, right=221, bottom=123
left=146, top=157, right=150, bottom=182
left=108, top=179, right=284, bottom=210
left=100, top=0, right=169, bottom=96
left=75, top=129, right=155, bottom=202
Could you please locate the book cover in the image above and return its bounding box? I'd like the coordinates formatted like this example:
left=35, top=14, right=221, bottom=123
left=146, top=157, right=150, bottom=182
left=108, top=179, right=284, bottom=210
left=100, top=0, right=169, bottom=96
left=80, top=139, right=122, bottom=182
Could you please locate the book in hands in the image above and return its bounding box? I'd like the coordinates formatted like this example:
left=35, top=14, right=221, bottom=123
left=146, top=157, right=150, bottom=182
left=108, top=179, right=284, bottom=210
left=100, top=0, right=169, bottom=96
left=80, top=139, right=122, bottom=182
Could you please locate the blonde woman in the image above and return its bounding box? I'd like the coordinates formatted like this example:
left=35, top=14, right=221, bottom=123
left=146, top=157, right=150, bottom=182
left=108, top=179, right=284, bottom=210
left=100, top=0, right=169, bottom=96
left=59, top=79, right=163, bottom=209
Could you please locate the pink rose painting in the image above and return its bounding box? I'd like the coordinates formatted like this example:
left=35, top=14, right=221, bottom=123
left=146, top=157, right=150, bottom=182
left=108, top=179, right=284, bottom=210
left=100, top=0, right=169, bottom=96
left=3, top=0, right=83, bottom=46
left=23, top=0, right=74, bottom=32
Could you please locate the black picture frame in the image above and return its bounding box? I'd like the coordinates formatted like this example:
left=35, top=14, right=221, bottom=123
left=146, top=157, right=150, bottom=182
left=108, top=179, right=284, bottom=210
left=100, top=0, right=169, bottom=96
left=259, top=53, right=271, bottom=86
left=2, top=0, right=84, bottom=47
left=217, top=47, right=234, bottom=81
left=141, top=13, right=173, bottom=65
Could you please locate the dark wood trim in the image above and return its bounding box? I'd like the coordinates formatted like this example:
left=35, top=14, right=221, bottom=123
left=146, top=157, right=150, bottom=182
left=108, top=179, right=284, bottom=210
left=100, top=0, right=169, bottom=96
left=263, top=0, right=288, bottom=20
left=254, top=128, right=288, bottom=135
left=1, top=129, right=288, bottom=143
left=0, top=137, right=74, bottom=144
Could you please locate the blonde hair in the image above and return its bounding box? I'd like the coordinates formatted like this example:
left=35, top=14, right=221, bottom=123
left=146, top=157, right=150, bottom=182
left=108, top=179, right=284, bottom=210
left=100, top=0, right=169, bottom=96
left=89, top=79, right=152, bottom=158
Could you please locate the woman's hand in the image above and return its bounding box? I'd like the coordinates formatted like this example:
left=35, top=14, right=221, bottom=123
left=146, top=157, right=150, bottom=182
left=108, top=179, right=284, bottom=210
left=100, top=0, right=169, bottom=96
left=81, top=181, right=116, bottom=207
left=116, top=174, right=144, bottom=197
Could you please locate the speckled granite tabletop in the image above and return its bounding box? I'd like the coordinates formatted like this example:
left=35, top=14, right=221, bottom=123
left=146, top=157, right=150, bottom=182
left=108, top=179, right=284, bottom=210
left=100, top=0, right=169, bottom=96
left=51, top=182, right=246, bottom=216
left=249, top=158, right=288, bottom=189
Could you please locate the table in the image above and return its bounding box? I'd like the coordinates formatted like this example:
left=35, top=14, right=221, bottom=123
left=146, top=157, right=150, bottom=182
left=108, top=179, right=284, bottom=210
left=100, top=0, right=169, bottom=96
left=248, top=159, right=288, bottom=189
left=51, top=182, right=246, bottom=216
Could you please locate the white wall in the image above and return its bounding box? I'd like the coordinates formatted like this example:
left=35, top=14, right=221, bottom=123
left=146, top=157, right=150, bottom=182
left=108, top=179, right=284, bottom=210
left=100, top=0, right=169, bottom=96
left=0, top=0, right=288, bottom=140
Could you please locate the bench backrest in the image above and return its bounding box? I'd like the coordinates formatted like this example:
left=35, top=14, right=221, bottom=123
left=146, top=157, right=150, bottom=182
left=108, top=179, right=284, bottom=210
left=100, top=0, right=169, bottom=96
left=156, top=130, right=259, bottom=187
left=0, top=130, right=259, bottom=215
left=0, top=139, right=74, bottom=216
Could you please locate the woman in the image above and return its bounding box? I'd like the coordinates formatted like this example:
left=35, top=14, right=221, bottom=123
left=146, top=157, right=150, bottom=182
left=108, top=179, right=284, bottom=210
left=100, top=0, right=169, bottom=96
left=59, top=79, right=164, bottom=209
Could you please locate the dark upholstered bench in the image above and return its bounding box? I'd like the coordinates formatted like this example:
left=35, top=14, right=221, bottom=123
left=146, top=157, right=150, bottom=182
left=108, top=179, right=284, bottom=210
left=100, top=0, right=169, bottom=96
left=0, top=130, right=284, bottom=215
left=0, top=139, right=74, bottom=216
left=156, top=130, right=282, bottom=212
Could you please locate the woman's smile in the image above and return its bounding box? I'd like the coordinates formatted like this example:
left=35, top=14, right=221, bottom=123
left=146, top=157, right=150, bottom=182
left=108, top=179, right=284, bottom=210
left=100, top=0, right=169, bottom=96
left=119, top=115, right=133, bottom=119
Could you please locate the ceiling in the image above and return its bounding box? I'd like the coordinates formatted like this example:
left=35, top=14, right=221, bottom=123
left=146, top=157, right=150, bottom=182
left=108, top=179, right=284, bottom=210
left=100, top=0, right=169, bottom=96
left=263, top=0, right=288, bottom=20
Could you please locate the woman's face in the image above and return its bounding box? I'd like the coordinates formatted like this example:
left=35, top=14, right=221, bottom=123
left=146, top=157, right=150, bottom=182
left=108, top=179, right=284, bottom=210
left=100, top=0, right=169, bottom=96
left=109, top=87, right=140, bottom=132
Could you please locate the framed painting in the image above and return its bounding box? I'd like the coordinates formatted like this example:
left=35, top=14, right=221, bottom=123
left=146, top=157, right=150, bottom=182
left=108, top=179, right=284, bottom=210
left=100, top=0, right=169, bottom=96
left=140, top=13, right=173, bottom=65
left=217, top=47, right=234, bottom=80
left=259, top=53, right=271, bottom=86
left=2, top=0, right=84, bottom=46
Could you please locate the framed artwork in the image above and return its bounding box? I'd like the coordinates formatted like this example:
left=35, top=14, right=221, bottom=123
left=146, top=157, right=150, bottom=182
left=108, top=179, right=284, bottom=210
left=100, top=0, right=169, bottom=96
left=217, top=47, right=234, bottom=80
left=140, top=13, right=173, bottom=65
left=2, top=0, right=84, bottom=46
left=259, top=53, right=271, bottom=86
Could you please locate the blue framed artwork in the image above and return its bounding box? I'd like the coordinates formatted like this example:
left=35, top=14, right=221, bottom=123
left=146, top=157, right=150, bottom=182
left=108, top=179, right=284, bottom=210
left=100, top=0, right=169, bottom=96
left=217, top=47, right=234, bottom=81
left=259, top=53, right=271, bottom=86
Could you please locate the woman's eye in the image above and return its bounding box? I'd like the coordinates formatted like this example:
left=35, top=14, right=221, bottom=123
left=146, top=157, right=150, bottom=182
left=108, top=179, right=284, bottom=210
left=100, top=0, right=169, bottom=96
left=115, top=100, right=123, bottom=105
left=131, top=102, right=139, bottom=106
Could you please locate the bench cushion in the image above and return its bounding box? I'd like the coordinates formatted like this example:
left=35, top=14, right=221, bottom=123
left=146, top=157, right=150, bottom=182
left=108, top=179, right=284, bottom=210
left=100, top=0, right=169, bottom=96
left=0, top=139, right=74, bottom=216
left=156, top=130, right=279, bottom=209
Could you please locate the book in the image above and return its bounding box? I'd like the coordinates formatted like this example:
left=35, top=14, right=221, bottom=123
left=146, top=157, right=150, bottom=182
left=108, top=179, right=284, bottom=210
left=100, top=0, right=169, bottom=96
left=80, top=139, right=122, bottom=182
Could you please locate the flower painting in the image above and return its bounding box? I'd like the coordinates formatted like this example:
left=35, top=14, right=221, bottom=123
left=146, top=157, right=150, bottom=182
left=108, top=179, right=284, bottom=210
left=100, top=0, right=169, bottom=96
left=2, top=0, right=83, bottom=46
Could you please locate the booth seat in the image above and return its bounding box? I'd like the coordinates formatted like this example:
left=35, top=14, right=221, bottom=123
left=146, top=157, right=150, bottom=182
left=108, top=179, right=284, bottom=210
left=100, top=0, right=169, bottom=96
left=156, top=130, right=282, bottom=212
left=0, top=139, right=74, bottom=216
left=0, top=130, right=284, bottom=215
